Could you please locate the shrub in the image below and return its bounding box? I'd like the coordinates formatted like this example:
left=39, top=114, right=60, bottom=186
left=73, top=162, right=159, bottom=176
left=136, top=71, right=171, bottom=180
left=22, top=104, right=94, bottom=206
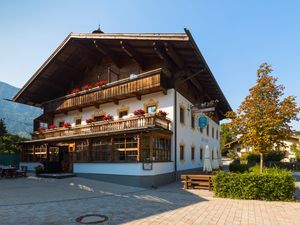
left=265, top=151, right=286, bottom=162
left=246, top=152, right=260, bottom=163
left=213, top=170, right=296, bottom=201
left=227, top=149, right=238, bottom=159
left=35, top=165, right=44, bottom=176
left=229, top=162, right=249, bottom=173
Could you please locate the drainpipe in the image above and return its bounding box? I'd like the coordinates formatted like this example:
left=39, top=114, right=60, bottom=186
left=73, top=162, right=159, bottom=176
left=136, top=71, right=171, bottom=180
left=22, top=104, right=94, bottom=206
left=174, top=90, right=178, bottom=180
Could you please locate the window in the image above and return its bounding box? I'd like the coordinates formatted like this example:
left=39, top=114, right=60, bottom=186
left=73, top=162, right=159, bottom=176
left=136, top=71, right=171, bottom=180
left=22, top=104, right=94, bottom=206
left=92, top=138, right=111, bottom=161
left=75, top=118, right=82, bottom=126
left=180, top=106, right=185, bottom=124
left=212, top=127, right=214, bottom=138
left=200, top=147, right=203, bottom=160
left=75, top=140, right=89, bottom=162
left=191, top=114, right=195, bottom=129
left=34, top=145, right=47, bottom=162
left=119, top=110, right=128, bottom=118
left=216, top=129, right=219, bottom=140
left=212, top=149, right=214, bottom=159
left=180, top=145, right=185, bottom=161
left=206, top=124, right=209, bottom=136
left=200, top=128, right=203, bottom=133
left=113, top=135, right=138, bottom=161
left=22, top=145, right=35, bottom=162
left=191, top=147, right=195, bottom=161
left=59, top=121, right=65, bottom=127
left=146, top=105, right=157, bottom=113
left=94, top=115, right=104, bottom=122
left=152, top=136, right=171, bottom=161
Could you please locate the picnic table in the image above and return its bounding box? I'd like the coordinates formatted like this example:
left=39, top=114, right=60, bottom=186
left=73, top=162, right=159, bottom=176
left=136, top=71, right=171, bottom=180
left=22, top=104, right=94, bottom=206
left=0, top=166, right=17, bottom=178
left=180, top=174, right=214, bottom=191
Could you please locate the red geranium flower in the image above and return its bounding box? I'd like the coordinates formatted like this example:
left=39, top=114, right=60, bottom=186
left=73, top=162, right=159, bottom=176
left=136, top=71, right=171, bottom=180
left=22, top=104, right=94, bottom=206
left=86, top=118, right=96, bottom=124
left=69, top=88, right=81, bottom=94
left=63, top=122, right=71, bottom=128
left=134, top=109, right=145, bottom=116
left=157, top=110, right=168, bottom=117
left=48, top=124, right=57, bottom=129
left=82, top=84, right=94, bottom=90
left=103, top=114, right=113, bottom=121
left=95, top=80, right=108, bottom=87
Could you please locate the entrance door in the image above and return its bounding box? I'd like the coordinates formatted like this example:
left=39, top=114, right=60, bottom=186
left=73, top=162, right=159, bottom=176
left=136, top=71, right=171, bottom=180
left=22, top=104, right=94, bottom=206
left=61, top=144, right=75, bottom=172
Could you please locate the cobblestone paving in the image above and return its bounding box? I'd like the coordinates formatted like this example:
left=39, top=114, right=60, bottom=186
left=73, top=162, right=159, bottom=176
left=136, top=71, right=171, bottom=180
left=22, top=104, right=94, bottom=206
left=0, top=175, right=299, bottom=225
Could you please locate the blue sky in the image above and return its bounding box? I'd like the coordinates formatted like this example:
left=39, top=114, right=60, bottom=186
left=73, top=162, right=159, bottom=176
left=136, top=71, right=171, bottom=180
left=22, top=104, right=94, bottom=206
left=0, top=0, right=299, bottom=129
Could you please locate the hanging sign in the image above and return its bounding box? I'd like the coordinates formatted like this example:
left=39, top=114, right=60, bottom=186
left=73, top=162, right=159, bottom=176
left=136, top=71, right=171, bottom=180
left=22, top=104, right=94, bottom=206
left=198, top=116, right=208, bottom=128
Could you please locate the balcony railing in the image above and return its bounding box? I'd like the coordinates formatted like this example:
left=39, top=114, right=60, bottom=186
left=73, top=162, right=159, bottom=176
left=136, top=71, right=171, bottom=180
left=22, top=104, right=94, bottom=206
left=43, top=68, right=168, bottom=113
left=32, top=114, right=171, bottom=140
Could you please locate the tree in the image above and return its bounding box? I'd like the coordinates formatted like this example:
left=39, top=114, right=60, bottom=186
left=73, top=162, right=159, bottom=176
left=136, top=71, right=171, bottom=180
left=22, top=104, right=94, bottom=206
left=226, top=63, right=299, bottom=173
left=220, top=123, right=235, bottom=156
left=290, top=143, right=300, bottom=161
left=0, top=118, right=7, bottom=136
left=0, top=134, right=25, bottom=154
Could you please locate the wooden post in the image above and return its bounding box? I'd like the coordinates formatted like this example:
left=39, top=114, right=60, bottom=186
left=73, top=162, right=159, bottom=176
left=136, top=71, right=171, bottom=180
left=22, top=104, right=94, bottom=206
left=110, top=136, right=114, bottom=162
left=88, top=139, right=93, bottom=162
left=137, top=134, right=141, bottom=162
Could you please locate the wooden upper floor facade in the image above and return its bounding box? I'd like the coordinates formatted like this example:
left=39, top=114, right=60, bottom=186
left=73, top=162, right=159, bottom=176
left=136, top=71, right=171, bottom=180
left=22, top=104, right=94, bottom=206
left=13, top=28, right=231, bottom=135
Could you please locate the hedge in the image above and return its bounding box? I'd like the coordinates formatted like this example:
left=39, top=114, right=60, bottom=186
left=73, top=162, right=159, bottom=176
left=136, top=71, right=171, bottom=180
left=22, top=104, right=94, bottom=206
left=213, top=171, right=296, bottom=201
left=229, top=162, right=249, bottom=173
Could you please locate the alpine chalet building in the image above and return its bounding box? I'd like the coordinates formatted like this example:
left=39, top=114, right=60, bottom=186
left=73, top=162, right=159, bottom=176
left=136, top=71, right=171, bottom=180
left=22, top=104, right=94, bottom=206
left=13, top=28, right=231, bottom=187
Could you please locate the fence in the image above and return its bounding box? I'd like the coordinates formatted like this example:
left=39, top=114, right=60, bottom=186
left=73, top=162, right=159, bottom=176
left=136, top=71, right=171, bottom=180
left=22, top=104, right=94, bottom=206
left=0, top=153, right=20, bottom=167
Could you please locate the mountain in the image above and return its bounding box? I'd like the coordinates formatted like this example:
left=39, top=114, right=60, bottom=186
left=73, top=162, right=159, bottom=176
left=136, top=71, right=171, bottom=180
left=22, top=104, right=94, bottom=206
left=0, top=81, right=42, bottom=138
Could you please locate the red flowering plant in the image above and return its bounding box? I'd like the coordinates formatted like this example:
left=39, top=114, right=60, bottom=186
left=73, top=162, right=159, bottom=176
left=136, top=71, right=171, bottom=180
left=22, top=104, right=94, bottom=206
left=63, top=122, right=71, bottom=128
left=82, top=84, right=94, bottom=91
left=156, top=110, right=168, bottom=117
left=48, top=124, right=57, bottom=129
left=95, top=80, right=108, bottom=87
left=37, top=127, right=46, bottom=133
left=86, top=118, right=96, bottom=124
left=69, top=88, right=81, bottom=94
left=103, top=114, right=113, bottom=121
left=133, top=109, right=145, bottom=116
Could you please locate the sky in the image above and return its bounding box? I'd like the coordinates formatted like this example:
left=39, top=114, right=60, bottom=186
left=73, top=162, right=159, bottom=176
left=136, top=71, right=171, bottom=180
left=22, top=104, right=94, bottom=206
left=0, top=0, right=299, bottom=130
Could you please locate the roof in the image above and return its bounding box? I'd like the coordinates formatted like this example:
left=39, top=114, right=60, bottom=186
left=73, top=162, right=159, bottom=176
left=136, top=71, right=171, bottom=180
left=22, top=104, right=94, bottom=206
left=13, top=28, right=232, bottom=117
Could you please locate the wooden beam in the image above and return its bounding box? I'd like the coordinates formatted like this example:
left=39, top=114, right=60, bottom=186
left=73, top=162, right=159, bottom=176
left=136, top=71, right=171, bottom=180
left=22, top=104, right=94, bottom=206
left=120, top=41, right=145, bottom=70
left=153, top=42, right=174, bottom=70
left=164, top=43, right=184, bottom=69
left=54, top=59, right=84, bottom=75
left=76, top=41, right=103, bottom=63
left=94, top=103, right=100, bottom=109
left=179, top=69, right=205, bottom=83
left=93, top=40, right=122, bottom=68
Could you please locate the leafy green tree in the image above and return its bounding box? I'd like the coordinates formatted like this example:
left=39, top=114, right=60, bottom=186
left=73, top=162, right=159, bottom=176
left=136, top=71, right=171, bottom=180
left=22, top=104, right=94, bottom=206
left=0, top=134, right=26, bottom=154
left=290, top=143, right=300, bottom=161
left=0, top=118, right=7, bottom=136
left=220, top=123, right=235, bottom=156
left=226, top=63, right=299, bottom=173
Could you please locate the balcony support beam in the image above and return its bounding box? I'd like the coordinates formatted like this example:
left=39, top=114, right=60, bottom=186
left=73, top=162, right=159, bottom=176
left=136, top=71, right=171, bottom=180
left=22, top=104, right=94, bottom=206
left=93, top=40, right=121, bottom=68
left=164, top=43, right=184, bottom=69
left=120, top=41, right=145, bottom=71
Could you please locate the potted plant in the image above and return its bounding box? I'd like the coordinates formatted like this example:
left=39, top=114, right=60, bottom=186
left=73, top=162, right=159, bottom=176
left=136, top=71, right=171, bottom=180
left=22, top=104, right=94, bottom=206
left=86, top=118, right=96, bottom=124
left=63, top=122, right=71, bottom=128
left=156, top=110, right=168, bottom=118
left=37, top=127, right=45, bottom=133
left=82, top=84, right=94, bottom=91
left=48, top=124, right=57, bottom=129
left=35, top=165, right=44, bottom=176
left=103, top=114, right=113, bottom=121
left=133, top=109, right=145, bottom=116
left=95, top=80, right=108, bottom=87
left=69, top=88, right=81, bottom=94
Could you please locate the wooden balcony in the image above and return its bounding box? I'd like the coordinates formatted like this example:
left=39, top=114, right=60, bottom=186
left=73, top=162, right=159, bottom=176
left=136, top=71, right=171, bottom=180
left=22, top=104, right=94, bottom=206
left=32, top=114, right=172, bottom=141
left=43, top=68, right=168, bottom=114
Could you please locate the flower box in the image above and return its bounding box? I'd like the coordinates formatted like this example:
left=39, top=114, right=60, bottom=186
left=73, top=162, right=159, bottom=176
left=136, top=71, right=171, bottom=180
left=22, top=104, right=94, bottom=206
left=63, top=122, right=71, bottom=128
left=48, top=124, right=57, bottom=129
left=156, top=110, right=168, bottom=117
left=103, top=114, right=113, bottom=121
left=86, top=118, right=96, bottom=124
left=95, top=80, right=108, bottom=87
left=133, top=109, right=145, bottom=116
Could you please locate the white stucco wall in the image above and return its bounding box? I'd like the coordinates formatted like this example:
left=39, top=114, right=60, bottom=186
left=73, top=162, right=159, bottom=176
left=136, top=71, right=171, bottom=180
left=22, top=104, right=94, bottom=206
left=20, top=162, right=43, bottom=171
left=176, top=92, right=220, bottom=171
left=74, top=162, right=174, bottom=176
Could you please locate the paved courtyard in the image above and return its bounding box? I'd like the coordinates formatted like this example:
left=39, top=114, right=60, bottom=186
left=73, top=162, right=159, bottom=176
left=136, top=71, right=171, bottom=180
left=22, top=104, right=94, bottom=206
left=0, top=175, right=299, bottom=225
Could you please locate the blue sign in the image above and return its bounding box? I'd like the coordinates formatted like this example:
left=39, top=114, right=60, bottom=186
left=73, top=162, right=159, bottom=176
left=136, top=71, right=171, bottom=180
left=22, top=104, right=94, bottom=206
left=198, top=116, right=208, bottom=128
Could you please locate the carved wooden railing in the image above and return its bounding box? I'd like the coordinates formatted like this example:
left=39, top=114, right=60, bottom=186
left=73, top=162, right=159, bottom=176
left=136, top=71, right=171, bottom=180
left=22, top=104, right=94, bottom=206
left=32, top=114, right=171, bottom=140
left=43, top=69, right=168, bottom=113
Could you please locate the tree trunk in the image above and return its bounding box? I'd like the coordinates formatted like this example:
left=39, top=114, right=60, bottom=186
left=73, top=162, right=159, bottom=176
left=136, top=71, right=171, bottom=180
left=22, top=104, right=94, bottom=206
left=260, top=153, right=263, bottom=173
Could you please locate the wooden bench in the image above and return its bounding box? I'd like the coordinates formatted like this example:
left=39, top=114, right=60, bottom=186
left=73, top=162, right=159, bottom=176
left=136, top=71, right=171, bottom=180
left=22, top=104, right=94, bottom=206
left=181, top=174, right=214, bottom=191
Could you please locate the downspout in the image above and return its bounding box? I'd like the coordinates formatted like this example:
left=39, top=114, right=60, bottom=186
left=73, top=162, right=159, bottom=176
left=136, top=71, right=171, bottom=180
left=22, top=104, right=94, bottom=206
left=174, top=90, right=178, bottom=180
